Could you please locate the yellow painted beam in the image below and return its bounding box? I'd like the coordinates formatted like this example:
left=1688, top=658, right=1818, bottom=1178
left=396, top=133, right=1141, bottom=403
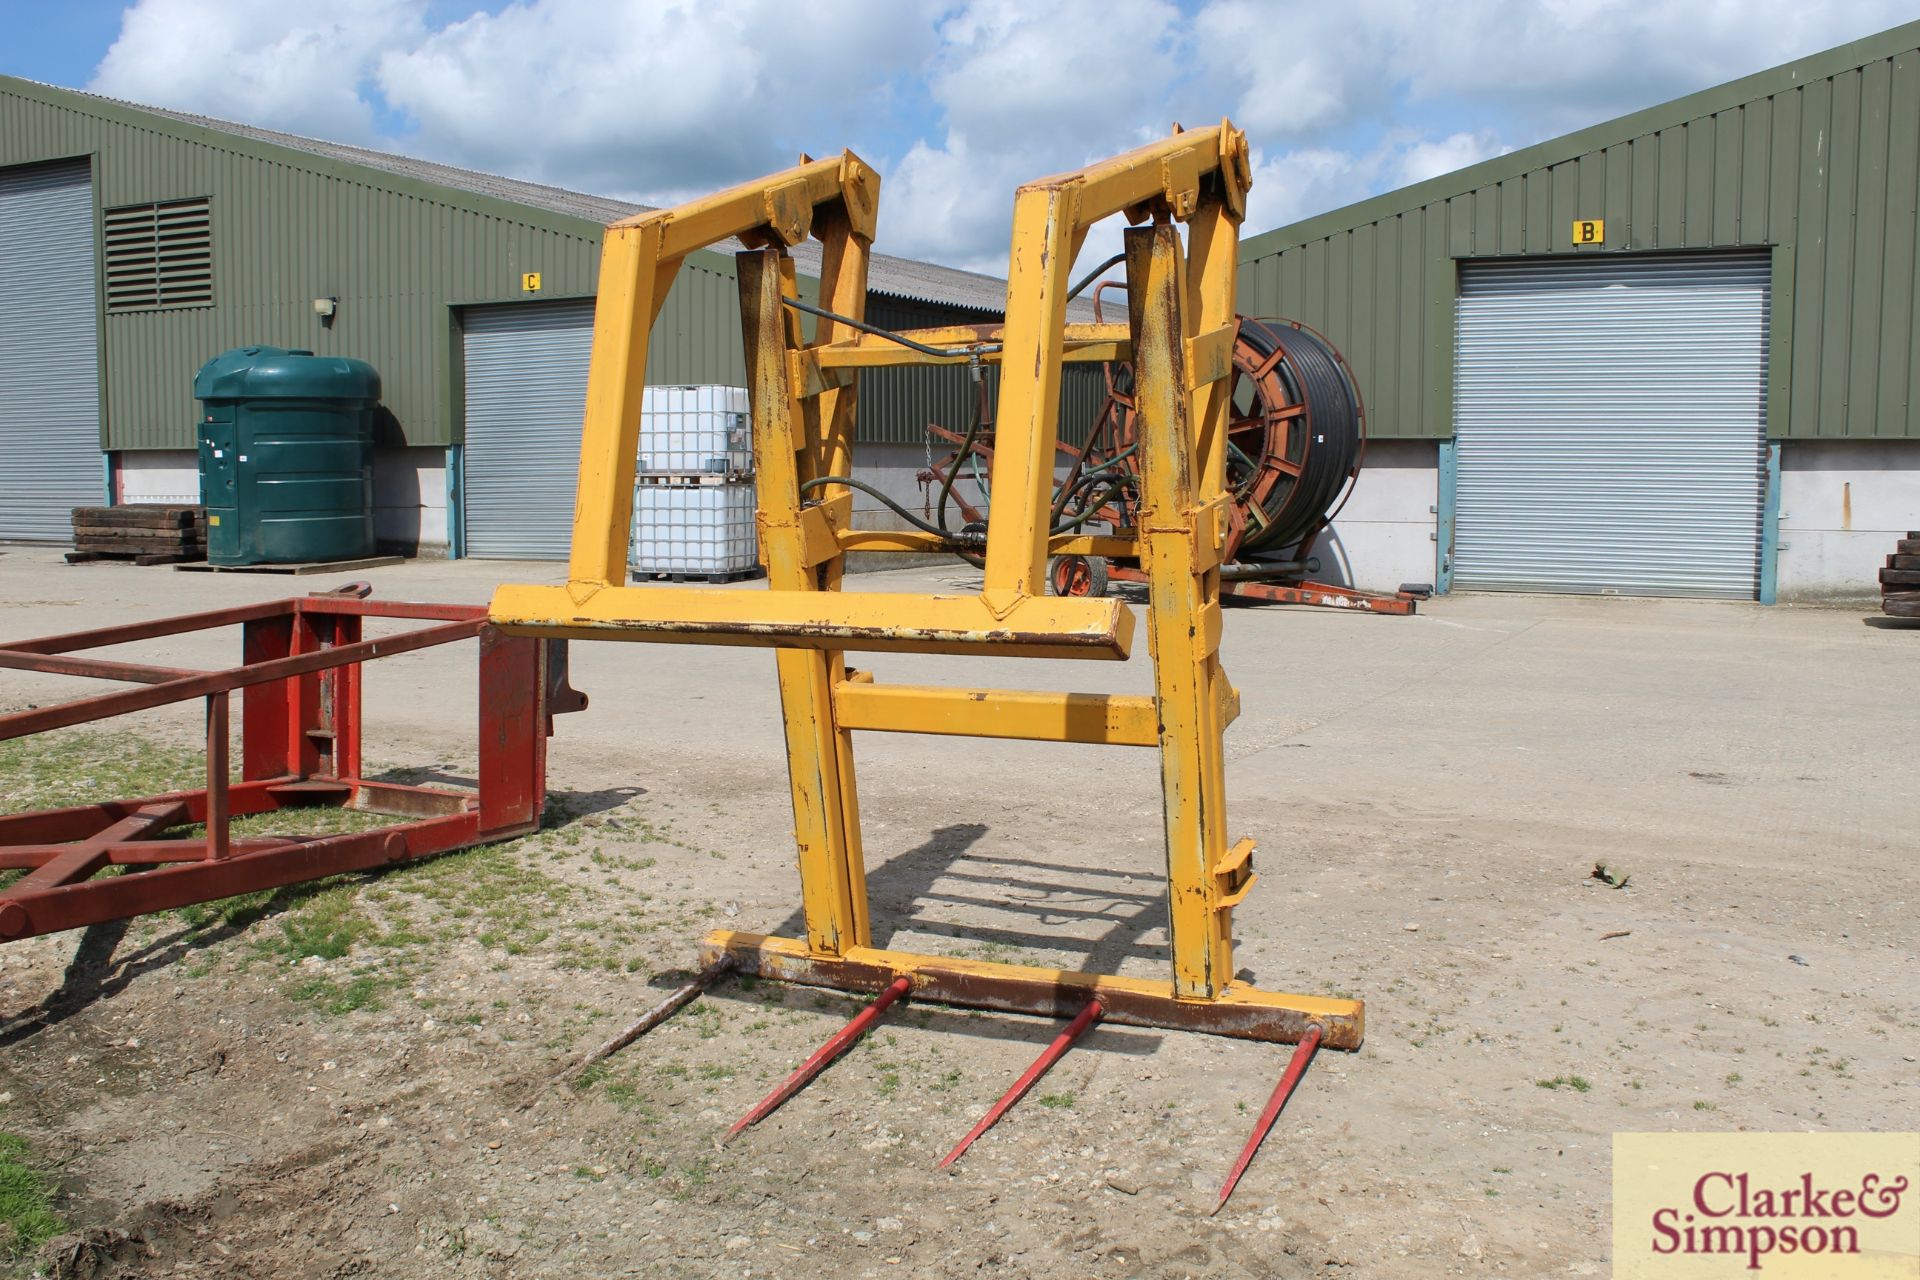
left=790, top=325, right=1128, bottom=400
left=834, top=680, right=1240, bottom=743
left=1049, top=533, right=1137, bottom=558
left=807, top=323, right=1131, bottom=367
left=832, top=529, right=1135, bottom=558
left=490, top=584, right=1135, bottom=660
left=703, top=930, right=1363, bottom=1049
left=1016, top=123, right=1250, bottom=228
left=608, top=153, right=879, bottom=254
left=834, top=683, right=1159, bottom=746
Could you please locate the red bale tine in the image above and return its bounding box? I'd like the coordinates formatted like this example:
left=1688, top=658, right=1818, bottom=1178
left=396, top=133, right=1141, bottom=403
left=562, top=955, right=737, bottom=1082
left=725, top=976, right=913, bottom=1142
left=1212, top=1022, right=1324, bottom=1214
left=940, top=998, right=1103, bottom=1168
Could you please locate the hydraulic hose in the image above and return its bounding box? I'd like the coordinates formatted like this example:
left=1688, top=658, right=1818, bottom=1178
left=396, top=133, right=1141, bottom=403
left=798, top=476, right=984, bottom=546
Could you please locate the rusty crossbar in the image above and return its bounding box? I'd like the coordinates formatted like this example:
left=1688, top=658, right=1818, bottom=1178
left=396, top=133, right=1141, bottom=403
left=0, top=588, right=583, bottom=942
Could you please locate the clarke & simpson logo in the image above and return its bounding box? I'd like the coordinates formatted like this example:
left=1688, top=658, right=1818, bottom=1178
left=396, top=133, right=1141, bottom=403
left=1614, top=1133, right=1920, bottom=1279
left=1651, top=1169, right=1908, bottom=1270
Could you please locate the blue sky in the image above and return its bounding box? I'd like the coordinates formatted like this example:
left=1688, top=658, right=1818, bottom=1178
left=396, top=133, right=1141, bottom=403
left=4, top=2, right=1913, bottom=273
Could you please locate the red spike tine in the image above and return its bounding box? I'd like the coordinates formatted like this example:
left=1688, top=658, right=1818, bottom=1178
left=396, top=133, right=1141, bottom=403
left=1211, top=1023, right=1324, bottom=1215
left=940, top=999, right=1103, bottom=1168
left=724, top=976, right=912, bottom=1143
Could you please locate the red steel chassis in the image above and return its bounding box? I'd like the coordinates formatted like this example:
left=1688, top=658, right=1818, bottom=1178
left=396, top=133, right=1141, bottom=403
left=0, top=588, right=581, bottom=942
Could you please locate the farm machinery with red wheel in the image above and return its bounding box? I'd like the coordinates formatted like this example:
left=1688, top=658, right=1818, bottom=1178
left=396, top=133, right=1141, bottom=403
left=921, top=282, right=1427, bottom=614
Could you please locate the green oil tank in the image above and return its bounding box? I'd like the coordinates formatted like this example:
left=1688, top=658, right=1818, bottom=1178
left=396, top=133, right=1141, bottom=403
left=193, top=347, right=380, bottom=565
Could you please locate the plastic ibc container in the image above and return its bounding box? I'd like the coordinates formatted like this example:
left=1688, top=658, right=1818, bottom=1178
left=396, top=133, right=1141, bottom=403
left=639, top=385, right=751, bottom=476
left=631, top=481, right=758, bottom=577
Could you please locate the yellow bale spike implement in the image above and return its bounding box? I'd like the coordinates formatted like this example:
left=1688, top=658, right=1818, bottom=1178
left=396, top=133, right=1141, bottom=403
left=489, top=123, right=1361, bottom=1052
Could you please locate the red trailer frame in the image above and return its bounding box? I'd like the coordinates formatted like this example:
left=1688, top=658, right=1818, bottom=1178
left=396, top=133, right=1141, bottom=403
left=0, top=587, right=582, bottom=942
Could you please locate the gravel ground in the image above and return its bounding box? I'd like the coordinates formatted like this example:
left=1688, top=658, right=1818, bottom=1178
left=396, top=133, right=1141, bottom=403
left=0, top=547, right=1913, bottom=1278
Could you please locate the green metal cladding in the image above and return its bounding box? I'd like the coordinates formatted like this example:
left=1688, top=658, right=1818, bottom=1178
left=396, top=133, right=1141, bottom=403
left=855, top=294, right=1111, bottom=446
left=1238, top=21, right=1920, bottom=442
left=0, top=76, right=1055, bottom=453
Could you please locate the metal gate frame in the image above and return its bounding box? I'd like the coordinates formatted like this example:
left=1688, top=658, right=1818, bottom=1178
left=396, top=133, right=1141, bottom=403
left=0, top=588, right=583, bottom=941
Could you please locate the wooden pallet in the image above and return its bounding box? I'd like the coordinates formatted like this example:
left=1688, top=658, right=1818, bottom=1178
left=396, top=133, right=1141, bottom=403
left=631, top=566, right=766, bottom=584
left=173, top=555, right=404, bottom=576
left=1884, top=531, right=1920, bottom=620
left=636, top=471, right=754, bottom=486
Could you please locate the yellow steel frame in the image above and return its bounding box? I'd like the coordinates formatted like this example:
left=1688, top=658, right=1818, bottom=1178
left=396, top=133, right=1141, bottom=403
left=490, top=125, right=1362, bottom=1047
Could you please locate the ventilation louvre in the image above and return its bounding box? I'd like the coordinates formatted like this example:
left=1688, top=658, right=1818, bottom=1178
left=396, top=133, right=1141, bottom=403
left=104, top=197, right=212, bottom=312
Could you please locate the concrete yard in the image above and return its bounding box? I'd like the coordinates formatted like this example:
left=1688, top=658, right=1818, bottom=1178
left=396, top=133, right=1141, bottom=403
left=0, top=545, right=1914, bottom=1278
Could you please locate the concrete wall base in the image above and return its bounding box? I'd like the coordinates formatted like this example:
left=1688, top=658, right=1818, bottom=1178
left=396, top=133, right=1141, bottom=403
left=1777, top=439, right=1920, bottom=602
left=110, top=437, right=1915, bottom=596
left=115, top=447, right=448, bottom=557
left=1296, top=440, right=1440, bottom=594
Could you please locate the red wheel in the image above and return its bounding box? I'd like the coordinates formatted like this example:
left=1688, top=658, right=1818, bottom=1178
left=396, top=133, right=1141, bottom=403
left=1049, top=555, right=1109, bottom=598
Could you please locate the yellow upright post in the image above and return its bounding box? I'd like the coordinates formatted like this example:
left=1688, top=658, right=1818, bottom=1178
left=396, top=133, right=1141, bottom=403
left=981, top=187, right=1078, bottom=610
left=1127, top=219, right=1238, bottom=1001
left=567, top=222, right=679, bottom=593
left=738, top=246, right=871, bottom=956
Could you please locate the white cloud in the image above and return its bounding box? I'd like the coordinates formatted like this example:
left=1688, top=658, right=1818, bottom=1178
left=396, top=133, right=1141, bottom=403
left=1394, top=130, right=1508, bottom=187
left=1191, top=0, right=1404, bottom=142
left=1395, top=0, right=1918, bottom=133
left=82, top=0, right=1917, bottom=270
left=883, top=0, right=1190, bottom=274
left=374, top=0, right=938, bottom=201
left=91, top=0, right=426, bottom=144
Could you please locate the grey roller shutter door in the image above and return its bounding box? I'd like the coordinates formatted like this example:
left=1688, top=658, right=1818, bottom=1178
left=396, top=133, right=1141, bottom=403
left=462, top=301, right=594, bottom=559
left=1452, top=254, right=1769, bottom=599
left=0, top=160, right=101, bottom=541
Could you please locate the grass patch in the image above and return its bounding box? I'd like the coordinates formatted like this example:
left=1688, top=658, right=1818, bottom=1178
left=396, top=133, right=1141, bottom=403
left=1036, top=1093, right=1076, bottom=1109
left=0, top=1132, right=67, bottom=1261
left=0, top=728, right=656, bottom=1025
left=286, top=973, right=389, bottom=1015
left=1535, top=1075, right=1592, bottom=1093
left=0, top=730, right=199, bottom=808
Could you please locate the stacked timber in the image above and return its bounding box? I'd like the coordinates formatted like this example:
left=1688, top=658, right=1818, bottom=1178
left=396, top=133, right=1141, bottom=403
left=1884, top=530, right=1920, bottom=619
left=67, top=505, right=207, bottom=566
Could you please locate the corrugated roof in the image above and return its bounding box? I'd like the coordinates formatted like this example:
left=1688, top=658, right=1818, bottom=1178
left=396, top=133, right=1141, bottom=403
left=52, top=85, right=1092, bottom=317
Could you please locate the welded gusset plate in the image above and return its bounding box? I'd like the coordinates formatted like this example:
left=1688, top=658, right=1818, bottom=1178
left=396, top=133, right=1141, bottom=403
left=702, top=931, right=1363, bottom=1049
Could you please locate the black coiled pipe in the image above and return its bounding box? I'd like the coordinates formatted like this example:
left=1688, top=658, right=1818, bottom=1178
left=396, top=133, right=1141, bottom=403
left=1235, top=320, right=1362, bottom=554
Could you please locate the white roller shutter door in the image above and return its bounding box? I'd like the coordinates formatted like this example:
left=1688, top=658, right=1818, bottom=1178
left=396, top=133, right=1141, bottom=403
left=461, top=301, right=594, bottom=560
left=1452, top=254, right=1769, bottom=599
left=0, top=160, right=101, bottom=541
